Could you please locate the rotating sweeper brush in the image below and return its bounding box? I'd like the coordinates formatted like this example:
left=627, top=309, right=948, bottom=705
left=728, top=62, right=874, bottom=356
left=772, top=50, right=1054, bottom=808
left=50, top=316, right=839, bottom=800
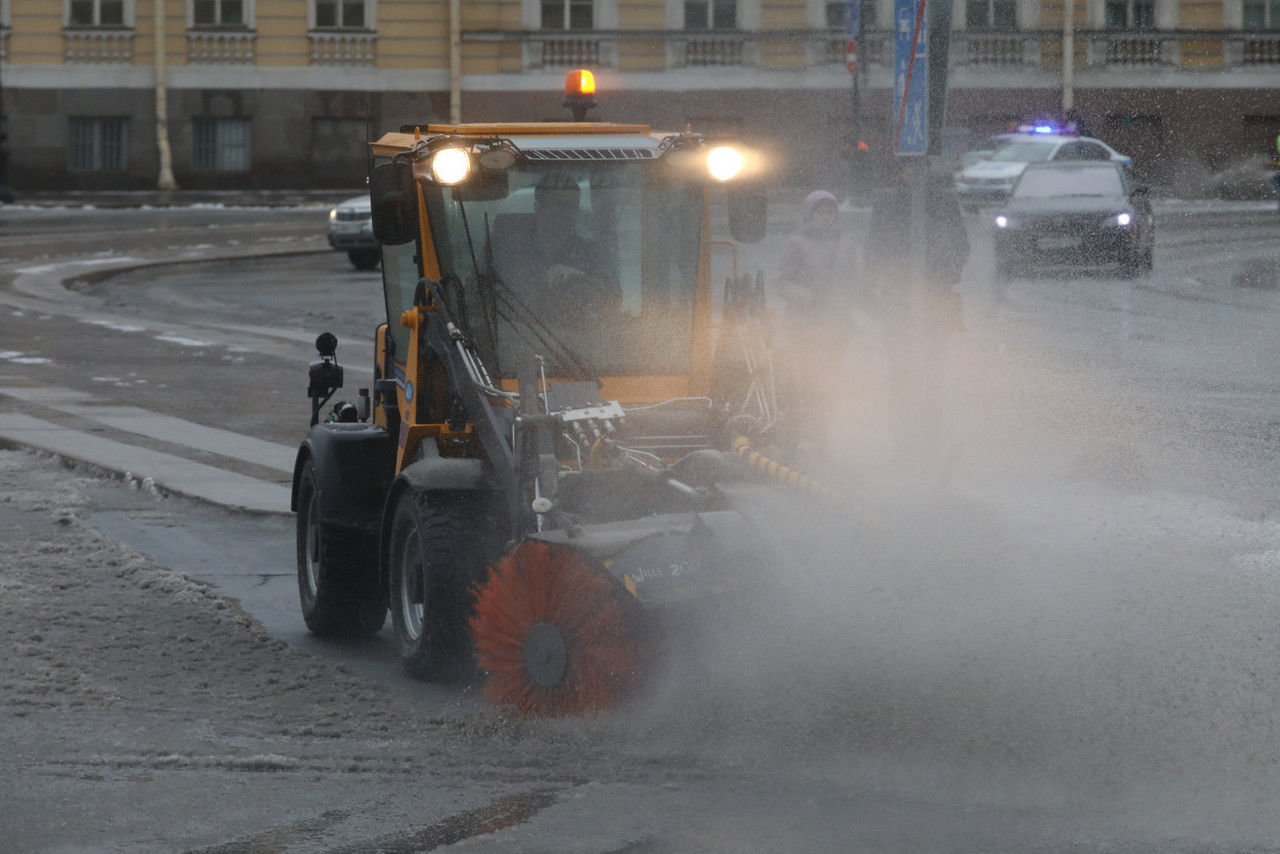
left=470, top=540, right=643, bottom=716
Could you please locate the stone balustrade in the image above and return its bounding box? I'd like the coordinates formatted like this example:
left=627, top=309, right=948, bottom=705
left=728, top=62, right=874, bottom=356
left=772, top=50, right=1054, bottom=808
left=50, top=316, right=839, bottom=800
left=309, top=30, right=376, bottom=65
left=462, top=26, right=1280, bottom=72
left=63, top=28, right=135, bottom=64
left=187, top=29, right=256, bottom=64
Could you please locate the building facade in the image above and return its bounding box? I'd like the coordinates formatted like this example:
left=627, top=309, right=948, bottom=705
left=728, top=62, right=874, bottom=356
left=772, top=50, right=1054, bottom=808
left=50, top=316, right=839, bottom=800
left=0, top=0, right=1277, bottom=192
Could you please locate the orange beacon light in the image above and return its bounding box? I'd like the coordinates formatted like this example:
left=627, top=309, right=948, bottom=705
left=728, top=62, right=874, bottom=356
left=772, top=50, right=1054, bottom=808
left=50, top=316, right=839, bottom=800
left=563, top=69, right=598, bottom=120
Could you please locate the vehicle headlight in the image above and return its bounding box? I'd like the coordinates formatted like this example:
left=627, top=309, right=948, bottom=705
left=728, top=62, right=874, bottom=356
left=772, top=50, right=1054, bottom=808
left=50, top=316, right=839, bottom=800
left=1116, top=212, right=1131, bottom=227
left=995, top=215, right=1009, bottom=228
left=329, top=208, right=338, bottom=222
left=430, top=148, right=471, bottom=185
left=706, top=145, right=745, bottom=182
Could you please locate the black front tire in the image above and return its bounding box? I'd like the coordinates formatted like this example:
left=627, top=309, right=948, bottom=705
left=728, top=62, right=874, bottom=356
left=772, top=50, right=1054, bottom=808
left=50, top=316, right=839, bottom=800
left=388, top=491, right=488, bottom=682
left=296, top=459, right=386, bottom=638
left=348, top=248, right=380, bottom=271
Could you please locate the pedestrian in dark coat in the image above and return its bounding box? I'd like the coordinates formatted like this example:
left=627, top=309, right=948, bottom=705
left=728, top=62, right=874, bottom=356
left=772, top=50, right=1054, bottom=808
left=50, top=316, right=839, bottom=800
left=864, top=172, right=968, bottom=330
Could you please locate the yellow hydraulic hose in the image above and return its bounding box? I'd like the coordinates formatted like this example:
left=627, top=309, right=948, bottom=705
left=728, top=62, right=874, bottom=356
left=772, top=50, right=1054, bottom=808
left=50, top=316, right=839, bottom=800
left=731, top=435, right=843, bottom=503
left=730, top=435, right=883, bottom=529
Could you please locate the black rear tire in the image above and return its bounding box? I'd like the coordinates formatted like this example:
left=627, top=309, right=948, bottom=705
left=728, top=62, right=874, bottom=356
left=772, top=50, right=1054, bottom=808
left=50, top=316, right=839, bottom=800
left=348, top=248, right=380, bottom=271
left=388, top=491, right=489, bottom=682
left=296, top=459, right=386, bottom=638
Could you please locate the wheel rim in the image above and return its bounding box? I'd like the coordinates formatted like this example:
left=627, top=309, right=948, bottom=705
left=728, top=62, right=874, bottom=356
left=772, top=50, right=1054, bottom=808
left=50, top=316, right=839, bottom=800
left=397, top=527, right=425, bottom=643
left=303, top=490, right=321, bottom=596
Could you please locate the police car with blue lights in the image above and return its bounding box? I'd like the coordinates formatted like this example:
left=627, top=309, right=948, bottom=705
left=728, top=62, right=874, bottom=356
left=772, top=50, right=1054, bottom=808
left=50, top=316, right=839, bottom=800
left=954, top=124, right=1132, bottom=210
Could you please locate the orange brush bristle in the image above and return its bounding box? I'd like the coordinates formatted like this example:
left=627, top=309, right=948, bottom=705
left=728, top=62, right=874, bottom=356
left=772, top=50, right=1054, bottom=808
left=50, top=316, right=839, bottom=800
left=470, top=540, right=640, bottom=716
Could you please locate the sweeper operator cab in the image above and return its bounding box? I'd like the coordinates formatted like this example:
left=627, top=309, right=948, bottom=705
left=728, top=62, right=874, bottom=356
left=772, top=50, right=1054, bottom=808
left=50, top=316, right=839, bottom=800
left=292, top=72, right=816, bottom=715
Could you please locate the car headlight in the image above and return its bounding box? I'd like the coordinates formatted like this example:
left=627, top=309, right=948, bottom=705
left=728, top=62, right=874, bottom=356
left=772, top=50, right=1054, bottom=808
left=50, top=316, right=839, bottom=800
left=329, top=208, right=338, bottom=222
left=1116, top=212, right=1131, bottom=227
left=995, top=215, right=1009, bottom=228
left=430, top=148, right=471, bottom=185
left=706, top=145, right=745, bottom=182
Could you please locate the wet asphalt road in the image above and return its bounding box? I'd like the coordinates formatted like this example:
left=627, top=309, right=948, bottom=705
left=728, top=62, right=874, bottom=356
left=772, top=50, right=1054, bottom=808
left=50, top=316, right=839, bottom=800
left=8, top=202, right=1280, bottom=850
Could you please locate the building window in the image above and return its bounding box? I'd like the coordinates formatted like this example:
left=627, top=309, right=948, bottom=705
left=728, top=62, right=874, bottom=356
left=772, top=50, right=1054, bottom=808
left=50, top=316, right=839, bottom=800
left=965, top=0, right=1016, bottom=27
left=315, top=0, right=366, bottom=28
left=685, top=0, right=736, bottom=29
left=192, top=117, right=250, bottom=172
left=1243, top=0, right=1280, bottom=28
left=1105, top=0, right=1154, bottom=28
left=192, top=0, right=244, bottom=26
left=69, top=0, right=126, bottom=26
left=68, top=117, right=127, bottom=171
left=541, top=0, right=592, bottom=29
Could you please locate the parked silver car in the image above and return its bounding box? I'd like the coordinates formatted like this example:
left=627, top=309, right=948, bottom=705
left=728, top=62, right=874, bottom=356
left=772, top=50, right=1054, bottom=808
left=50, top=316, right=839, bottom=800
left=327, top=195, right=380, bottom=270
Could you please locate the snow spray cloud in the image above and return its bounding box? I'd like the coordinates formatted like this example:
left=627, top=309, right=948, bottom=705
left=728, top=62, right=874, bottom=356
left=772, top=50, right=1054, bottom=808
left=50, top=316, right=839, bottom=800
left=590, top=271, right=1280, bottom=841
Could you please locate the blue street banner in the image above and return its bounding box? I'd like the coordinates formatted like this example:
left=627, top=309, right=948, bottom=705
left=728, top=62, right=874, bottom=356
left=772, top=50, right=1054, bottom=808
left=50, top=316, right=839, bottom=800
left=846, top=0, right=862, bottom=37
left=893, top=0, right=928, bottom=156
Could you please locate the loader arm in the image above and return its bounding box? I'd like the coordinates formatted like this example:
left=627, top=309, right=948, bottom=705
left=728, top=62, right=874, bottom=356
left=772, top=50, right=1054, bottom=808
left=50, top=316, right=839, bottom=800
left=399, top=278, right=522, bottom=526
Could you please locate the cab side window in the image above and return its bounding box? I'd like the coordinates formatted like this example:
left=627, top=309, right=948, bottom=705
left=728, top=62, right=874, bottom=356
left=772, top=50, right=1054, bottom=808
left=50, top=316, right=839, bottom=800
left=380, top=240, right=419, bottom=365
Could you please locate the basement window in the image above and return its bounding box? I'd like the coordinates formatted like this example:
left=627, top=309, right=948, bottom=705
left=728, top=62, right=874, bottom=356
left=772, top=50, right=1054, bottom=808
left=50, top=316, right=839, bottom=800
left=192, top=117, right=251, bottom=172
left=68, top=117, right=128, bottom=171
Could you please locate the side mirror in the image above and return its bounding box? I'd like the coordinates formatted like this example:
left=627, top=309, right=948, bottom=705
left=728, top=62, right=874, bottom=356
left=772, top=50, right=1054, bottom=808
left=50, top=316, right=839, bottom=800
left=728, top=185, right=767, bottom=244
left=370, top=162, right=418, bottom=246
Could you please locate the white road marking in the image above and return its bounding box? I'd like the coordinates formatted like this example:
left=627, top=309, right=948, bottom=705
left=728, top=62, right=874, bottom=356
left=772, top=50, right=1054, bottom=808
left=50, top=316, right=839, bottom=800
left=0, top=351, right=52, bottom=365
left=154, top=334, right=214, bottom=348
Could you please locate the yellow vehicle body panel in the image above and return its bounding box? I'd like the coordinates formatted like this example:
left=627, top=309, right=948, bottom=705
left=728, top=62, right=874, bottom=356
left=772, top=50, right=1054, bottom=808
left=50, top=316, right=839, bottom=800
left=370, top=123, right=659, bottom=156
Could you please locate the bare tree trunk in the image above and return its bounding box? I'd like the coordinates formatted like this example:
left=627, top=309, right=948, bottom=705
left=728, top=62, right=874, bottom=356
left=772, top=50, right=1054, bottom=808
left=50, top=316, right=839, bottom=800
left=154, top=0, right=177, bottom=191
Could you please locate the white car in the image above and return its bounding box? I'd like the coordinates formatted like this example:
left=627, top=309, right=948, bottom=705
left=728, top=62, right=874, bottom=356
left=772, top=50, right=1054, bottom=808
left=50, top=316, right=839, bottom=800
left=327, top=195, right=380, bottom=270
left=954, top=133, right=1132, bottom=209
left=958, top=132, right=1018, bottom=170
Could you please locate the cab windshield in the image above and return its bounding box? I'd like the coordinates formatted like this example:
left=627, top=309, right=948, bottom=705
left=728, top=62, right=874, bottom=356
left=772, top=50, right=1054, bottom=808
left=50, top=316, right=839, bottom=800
left=423, top=159, right=703, bottom=379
